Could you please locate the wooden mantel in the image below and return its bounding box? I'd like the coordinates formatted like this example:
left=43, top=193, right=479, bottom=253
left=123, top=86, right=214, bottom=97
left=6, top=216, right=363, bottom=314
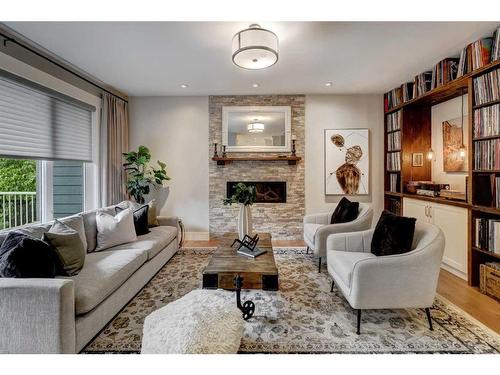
left=212, top=155, right=301, bottom=165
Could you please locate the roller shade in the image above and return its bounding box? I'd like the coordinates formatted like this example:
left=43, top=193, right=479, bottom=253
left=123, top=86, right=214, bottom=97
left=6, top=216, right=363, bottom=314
left=0, top=70, right=95, bottom=162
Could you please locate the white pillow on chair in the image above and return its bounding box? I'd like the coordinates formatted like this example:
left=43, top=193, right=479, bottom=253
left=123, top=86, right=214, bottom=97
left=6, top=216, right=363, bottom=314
left=95, top=208, right=137, bottom=251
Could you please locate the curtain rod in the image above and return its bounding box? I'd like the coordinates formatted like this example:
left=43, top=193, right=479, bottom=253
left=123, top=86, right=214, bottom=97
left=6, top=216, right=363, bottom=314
left=0, top=32, right=128, bottom=103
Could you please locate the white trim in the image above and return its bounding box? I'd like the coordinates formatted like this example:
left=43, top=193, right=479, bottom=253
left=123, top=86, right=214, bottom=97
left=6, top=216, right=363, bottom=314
left=184, top=231, right=210, bottom=241
left=441, top=263, right=467, bottom=281
left=222, top=105, right=291, bottom=153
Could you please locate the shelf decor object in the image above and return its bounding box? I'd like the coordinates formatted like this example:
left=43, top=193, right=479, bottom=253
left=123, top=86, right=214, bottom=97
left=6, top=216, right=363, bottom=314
left=232, top=24, right=279, bottom=70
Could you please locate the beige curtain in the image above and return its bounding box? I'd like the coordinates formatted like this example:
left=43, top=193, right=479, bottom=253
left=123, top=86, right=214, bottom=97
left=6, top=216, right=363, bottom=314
left=100, top=93, right=129, bottom=206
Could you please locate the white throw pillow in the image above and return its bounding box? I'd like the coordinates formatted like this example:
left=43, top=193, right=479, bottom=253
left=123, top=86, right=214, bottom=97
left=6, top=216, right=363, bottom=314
left=95, top=208, right=137, bottom=251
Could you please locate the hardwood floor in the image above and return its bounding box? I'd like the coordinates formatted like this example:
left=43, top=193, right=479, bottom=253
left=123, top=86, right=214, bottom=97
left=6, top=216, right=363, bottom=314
left=182, top=239, right=500, bottom=334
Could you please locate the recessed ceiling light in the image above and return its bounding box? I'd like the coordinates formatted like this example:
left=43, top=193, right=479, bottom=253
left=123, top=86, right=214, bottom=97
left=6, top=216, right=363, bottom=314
left=325, top=82, right=333, bottom=87
left=180, top=84, right=188, bottom=88
left=252, top=83, right=260, bottom=88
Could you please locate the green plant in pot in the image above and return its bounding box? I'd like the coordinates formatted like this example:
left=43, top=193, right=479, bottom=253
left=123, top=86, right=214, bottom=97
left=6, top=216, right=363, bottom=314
left=223, top=182, right=257, bottom=240
left=123, top=145, right=170, bottom=204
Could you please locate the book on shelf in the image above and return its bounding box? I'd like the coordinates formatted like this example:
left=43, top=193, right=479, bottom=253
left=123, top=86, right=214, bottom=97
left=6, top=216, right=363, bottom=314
left=473, top=68, right=500, bottom=106
left=474, top=103, right=500, bottom=138
left=475, top=218, right=500, bottom=254
left=492, top=27, right=500, bottom=63
left=474, top=174, right=494, bottom=207
left=401, top=82, right=414, bottom=103
left=386, top=151, right=401, bottom=171
left=386, top=110, right=402, bottom=132
left=384, top=87, right=403, bottom=111
left=474, top=138, right=500, bottom=170
left=471, top=38, right=493, bottom=71
left=413, top=71, right=433, bottom=98
left=389, top=173, right=399, bottom=193
left=387, top=131, right=401, bottom=151
left=431, top=58, right=459, bottom=89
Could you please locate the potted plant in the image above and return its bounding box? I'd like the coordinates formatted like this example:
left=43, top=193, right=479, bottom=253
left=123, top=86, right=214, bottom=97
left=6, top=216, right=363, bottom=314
left=223, top=182, right=257, bottom=240
left=123, top=145, right=170, bottom=205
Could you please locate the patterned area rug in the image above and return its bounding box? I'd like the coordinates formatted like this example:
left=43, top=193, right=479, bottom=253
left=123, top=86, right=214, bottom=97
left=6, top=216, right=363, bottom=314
left=83, top=248, right=499, bottom=354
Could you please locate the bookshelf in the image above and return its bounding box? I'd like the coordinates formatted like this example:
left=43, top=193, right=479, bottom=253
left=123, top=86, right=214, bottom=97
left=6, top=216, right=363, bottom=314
left=383, top=58, right=500, bottom=289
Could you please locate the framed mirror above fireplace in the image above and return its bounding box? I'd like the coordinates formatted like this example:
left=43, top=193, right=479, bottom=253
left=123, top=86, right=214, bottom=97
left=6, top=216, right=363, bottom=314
left=222, top=106, right=292, bottom=152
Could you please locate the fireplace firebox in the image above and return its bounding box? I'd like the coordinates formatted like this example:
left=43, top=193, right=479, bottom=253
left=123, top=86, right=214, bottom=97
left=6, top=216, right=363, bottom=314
left=226, top=181, right=286, bottom=203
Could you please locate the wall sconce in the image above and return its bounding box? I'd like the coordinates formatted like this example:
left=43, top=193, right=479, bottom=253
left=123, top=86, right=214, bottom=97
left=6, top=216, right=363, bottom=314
left=427, top=148, right=435, bottom=161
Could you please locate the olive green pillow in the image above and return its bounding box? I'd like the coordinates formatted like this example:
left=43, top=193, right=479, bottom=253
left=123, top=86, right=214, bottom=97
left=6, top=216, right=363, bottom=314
left=43, top=219, right=86, bottom=276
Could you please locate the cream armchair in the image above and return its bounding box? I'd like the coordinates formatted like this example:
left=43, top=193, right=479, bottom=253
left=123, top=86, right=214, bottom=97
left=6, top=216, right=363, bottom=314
left=303, top=203, right=373, bottom=272
left=326, top=221, right=445, bottom=334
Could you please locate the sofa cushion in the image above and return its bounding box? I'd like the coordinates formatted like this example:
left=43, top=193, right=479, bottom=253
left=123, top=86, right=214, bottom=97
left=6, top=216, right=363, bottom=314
left=331, top=197, right=359, bottom=224
left=116, top=204, right=150, bottom=236
left=81, top=206, right=117, bottom=253
left=68, top=249, right=147, bottom=315
left=58, top=214, right=88, bottom=251
left=95, top=209, right=137, bottom=252
left=371, top=210, right=416, bottom=257
left=304, top=223, right=323, bottom=246
left=327, top=250, right=375, bottom=287
left=107, top=226, right=177, bottom=260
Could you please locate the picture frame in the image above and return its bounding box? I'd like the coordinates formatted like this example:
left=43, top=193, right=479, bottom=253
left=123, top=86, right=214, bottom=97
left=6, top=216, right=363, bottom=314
left=412, top=153, right=424, bottom=167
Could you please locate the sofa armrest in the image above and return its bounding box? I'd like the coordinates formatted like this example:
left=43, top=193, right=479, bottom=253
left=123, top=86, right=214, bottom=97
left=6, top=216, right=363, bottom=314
left=0, top=278, right=75, bottom=353
left=303, top=212, right=331, bottom=225
left=326, top=229, right=375, bottom=253
left=157, top=216, right=179, bottom=228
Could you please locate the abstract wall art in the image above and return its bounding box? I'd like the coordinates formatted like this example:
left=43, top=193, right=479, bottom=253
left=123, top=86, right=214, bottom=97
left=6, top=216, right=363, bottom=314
left=324, top=129, right=369, bottom=195
left=442, top=116, right=468, bottom=172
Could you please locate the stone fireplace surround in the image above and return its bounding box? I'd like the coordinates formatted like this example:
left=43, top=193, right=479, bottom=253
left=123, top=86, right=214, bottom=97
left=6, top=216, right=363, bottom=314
left=209, top=95, right=305, bottom=240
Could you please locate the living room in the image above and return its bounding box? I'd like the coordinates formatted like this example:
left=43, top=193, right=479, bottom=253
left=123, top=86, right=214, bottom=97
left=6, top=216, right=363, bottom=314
left=0, top=0, right=499, bottom=372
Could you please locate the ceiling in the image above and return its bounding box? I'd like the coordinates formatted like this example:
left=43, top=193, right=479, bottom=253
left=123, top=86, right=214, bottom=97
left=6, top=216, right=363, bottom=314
left=4, top=22, right=499, bottom=96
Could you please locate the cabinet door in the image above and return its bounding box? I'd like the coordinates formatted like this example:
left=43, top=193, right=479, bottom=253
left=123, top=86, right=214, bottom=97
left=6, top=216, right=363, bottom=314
left=403, top=198, right=430, bottom=223
left=430, top=202, right=468, bottom=279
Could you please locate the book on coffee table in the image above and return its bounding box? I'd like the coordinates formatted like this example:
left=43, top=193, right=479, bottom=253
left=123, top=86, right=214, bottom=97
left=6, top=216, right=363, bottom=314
left=237, top=246, right=267, bottom=258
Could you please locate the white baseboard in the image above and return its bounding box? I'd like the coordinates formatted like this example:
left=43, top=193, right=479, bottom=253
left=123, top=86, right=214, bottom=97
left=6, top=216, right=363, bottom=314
left=441, top=263, right=467, bottom=281
left=184, top=232, right=210, bottom=241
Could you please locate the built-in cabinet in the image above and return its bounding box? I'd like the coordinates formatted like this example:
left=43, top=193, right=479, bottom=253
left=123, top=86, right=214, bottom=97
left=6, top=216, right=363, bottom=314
left=403, top=197, right=468, bottom=280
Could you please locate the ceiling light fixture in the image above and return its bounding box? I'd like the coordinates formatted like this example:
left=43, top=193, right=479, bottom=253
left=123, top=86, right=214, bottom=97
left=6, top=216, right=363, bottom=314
left=180, top=84, right=188, bottom=88
left=247, top=120, right=265, bottom=133
left=325, top=82, right=333, bottom=87
left=232, top=24, right=278, bottom=70
left=252, top=83, right=260, bottom=88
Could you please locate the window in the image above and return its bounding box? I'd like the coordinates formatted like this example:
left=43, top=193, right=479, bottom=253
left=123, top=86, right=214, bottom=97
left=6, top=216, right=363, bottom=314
left=0, top=70, right=95, bottom=229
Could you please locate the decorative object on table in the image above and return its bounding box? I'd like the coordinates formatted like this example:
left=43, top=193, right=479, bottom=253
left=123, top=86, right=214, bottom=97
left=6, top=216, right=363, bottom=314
left=479, top=262, right=500, bottom=301
left=223, top=182, right=257, bottom=240
left=412, top=153, right=424, bottom=167
left=123, top=145, right=170, bottom=204
left=324, top=129, right=369, bottom=195
left=213, top=142, right=218, bottom=157
left=442, top=91, right=468, bottom=172
left=222, top=145, right=227, bottom=158
left=231, top=234, right=267, bottom=258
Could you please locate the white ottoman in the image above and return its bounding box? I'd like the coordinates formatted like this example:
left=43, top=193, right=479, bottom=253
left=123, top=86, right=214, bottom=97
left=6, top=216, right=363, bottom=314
left=141, top=289, right=244, bottom=354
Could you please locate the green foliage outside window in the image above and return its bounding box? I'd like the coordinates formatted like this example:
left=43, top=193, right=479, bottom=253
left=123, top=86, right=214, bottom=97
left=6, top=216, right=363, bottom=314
left=0, top=158, right=36, bottom=192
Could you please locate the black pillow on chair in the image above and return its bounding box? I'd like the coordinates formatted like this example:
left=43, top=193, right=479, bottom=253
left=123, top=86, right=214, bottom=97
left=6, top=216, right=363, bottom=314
left=330, top=197, right=360, bottom=224
left=116, top=204, right=150, bottom=236
left=371, top=210, right=417, bottom=256
left=0, top=231, right=62, bottom=278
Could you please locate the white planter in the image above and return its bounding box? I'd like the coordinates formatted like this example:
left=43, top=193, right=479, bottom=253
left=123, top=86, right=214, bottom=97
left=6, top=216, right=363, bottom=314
left=144, top=185, right=170, bottom=211
left=238, top=204, right=253, bottom=240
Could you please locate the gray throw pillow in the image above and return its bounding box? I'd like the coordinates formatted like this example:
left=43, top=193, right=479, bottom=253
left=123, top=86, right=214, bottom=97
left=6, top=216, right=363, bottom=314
left=43, top=219, right=86, bottom=276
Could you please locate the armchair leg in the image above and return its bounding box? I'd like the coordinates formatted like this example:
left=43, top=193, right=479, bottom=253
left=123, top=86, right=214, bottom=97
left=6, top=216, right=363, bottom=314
left=318, top=257, right=322, bottom=273
left=356, top=310, right=362, bottom=335
left=330, top=280, right=334, bottom=292
left=306, top=246, right=309, bottom=254
left=425, top=308, right=434, bottom=331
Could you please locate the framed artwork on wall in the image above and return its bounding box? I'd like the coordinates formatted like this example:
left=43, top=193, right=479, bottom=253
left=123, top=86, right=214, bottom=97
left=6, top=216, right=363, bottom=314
left=442, top=116, right=468, bottom=172
left=412, top=153, right=424, bottom=167
left=324, top=129, right=369, bottom=195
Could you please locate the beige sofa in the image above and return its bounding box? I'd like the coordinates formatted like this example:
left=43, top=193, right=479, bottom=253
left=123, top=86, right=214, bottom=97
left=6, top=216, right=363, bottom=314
left=0, top=204, right=180, bottom=353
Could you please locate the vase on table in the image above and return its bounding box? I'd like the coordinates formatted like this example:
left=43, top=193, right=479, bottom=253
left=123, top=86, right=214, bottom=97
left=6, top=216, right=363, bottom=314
left=238, top=203, right=253, bottom=240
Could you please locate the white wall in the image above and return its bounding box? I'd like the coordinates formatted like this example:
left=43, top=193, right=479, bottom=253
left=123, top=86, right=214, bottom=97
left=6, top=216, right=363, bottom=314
left=305, top=95, right=384, bottom=221
left=129, top=96, right=209, bottom=238
left=431, top=95, right=469, bottom=191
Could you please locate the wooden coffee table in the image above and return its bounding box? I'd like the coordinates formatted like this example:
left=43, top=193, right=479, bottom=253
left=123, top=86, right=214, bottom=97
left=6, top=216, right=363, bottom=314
left=202, top=232, right=279, bottom=319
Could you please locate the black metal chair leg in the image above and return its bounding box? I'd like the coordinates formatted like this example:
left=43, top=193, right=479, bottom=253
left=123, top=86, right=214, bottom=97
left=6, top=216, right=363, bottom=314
left=425, top=307, right=434, bottom=331
left=330, top=280, right=335, bottom=292
left=318, top=257, right=322, bottom=273
left=356, top=310, right=362, bottom=335
left=306, top=246, right=309, bottom=254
